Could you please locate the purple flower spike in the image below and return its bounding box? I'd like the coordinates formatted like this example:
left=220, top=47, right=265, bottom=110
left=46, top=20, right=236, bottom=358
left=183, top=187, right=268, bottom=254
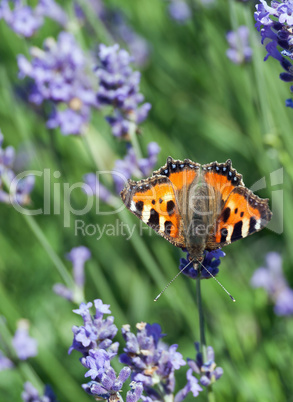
left=96, top=43, right=151, bottom=138
left=179, top=249, right=225, bottom=279
left=12, top=320, right=37, bottom=360
left=69, top=300, right=118, bottom=356
left=251, top=252, right=293, bottom=316
left=168, top=1, right=192, bottom=24
left=21, top=382, right=57, bottom=402
left=67, top=246, right=91, bottom=288
left=226, top=26, right=252, bottom=64
left=0, top=351, right=14, bottom=371
left=113, top=143, right=160, bottom=193
left=120, top=322, right=185, bottom=395
left=254, top=0, right=293, bottom=106
left=17, top=32, right=99, bottom=135
left=0, top=0, right=67, bottom=37
left=185, top=343, right=223, bottom=388
left=0, top=131, right=35, bottom=206
left=83, top=173, right=115, bottom=205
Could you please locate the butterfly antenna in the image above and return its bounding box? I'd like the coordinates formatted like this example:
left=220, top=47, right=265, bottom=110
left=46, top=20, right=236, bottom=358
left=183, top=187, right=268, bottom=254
left=197, top=259, right=236, bottom=302
left=154, top=259, right=194, bottom=302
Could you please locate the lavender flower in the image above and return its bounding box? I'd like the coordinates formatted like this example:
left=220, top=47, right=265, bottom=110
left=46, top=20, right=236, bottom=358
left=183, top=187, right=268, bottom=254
left=21, top=382, right=57, bottom=402
left=186, top=343, right=223, bottom=387
left=17, top=32, right=99, bottom=135
left=168, top=1, right=192, bottom=23
left=251, top=252, right=293, bottom=315
left=96, top=44, right=151, bottom=138
left=179, top=249, right=225, bottom=279
left=226, top=26, right=252, bottom=64
left=69, top=300, right=118, bottom=356
left=67, top=246, right=91, bottom=288
left=174, top=369, right=202, bottom=401
left=254, top=0, right=293, bottom=105
left=120, top=322, right=185, bottom=397
left=81, top=349, right=131, bottom=398
left=0, top=351, right=14, bottom=371
left=0, top=0, right=67, bottom=37
left=83, top=173, right=116, bottom=205
left=53, top=246, right=91, bottom=302
left=113, top=143, right=160, bottom=193
left=12, top=320, right=37, bottom=360
left=0, top=131, right=35, bottom=205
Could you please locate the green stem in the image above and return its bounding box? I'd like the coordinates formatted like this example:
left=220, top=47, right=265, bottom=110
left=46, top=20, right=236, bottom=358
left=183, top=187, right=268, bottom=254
left=196, top=278, right=216, bottom=402
left=22, top=214, right=74, bottom=289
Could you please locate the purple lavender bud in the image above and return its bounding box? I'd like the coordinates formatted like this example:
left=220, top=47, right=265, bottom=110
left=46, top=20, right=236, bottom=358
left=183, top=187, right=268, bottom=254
left=9, top=6, right=43, bottom=37
left=94, top=299, right=111, bottom=318
left=12, top=320, right=37, bottom=360
left=226, top=26, right=252, bottom=64
left=186, top=343, right=223, bottom=388
left=168, top=1, right=192, bottom=23
left=175, top=368, right=203, bottom=401
left=67, top=246, right=91, bottom=288
left=52, top=283, right=74, bottom=301
left=21, top=382, right=57, bottom=402
left=0, top=351, right=14, bottom=371
left=126, top=382, right=144, bottom=402
left=35, top=0, right=68, bottom=26
left=83, top=173, right=113, bottom=204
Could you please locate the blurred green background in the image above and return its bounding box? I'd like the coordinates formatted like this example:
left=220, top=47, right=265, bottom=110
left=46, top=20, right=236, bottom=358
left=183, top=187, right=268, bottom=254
left=0, top=0, right=292, bottom=401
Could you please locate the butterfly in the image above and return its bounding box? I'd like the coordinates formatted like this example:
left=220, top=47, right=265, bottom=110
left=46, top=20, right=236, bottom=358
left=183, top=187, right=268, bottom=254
left=120, top=157, right=272, bottom=263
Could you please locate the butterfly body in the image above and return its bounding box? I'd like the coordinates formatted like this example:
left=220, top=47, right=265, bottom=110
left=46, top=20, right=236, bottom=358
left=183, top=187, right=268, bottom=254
left=121, top=157, right=272, bottom=262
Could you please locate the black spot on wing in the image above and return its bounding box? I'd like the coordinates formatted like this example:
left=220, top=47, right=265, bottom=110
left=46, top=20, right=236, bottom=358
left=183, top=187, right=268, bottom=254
left=135, top=201, right=144, bottom=216
left=166, top=200, right=175, bottom=216
left=148, top=208, right=159, bottom=227
left=240, top=211, right=244, bottom=218
left=164, top=220, right=173, bottom=236
left=222, top=207, right=231, bottom=223
left=249, top=217, right=257, bottom=234
left=231, top=221, right=243, bottom=242
left=220, top=228, right=228, bottom=243
left=234, top=208, right=238, bottom=214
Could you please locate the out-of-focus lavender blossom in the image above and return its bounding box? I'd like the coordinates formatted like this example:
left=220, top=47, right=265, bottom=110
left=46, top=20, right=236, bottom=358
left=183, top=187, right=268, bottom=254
left=179, top=249, right=225, bottom=279
left=113, top=143, right=160, bottom=193
left=0, top=351, right=14, bottom=371
left=17, top=32, right=99, bottom=135
left=186, top=343, right=223, bottom=387
left=67, top=246, right=91, bottom=288
left=251, top=252, right=293, bottom=315
left=96, top=44, right=151, bottom=138
left=12, top=320, right=38, bottom=360
left=21, top=382, right=57, bottom=402
left=226, top=26, right=252, bottom=64
left=120, top=322, right=186, bottom=397
left=168, top=1, right=192, bottom=24
left=0, top=0, right=67, bottom=37
left=254, top=0, right=293, bottom=106
left=69, top=299, right=119, bottom=356
left=53, top=246, right=91, bottom=303
left=83, top=173, right=117, bottom=206
left=0, top=131, right=35, bottom=205
left=106, top=12, right=150, bottom=67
